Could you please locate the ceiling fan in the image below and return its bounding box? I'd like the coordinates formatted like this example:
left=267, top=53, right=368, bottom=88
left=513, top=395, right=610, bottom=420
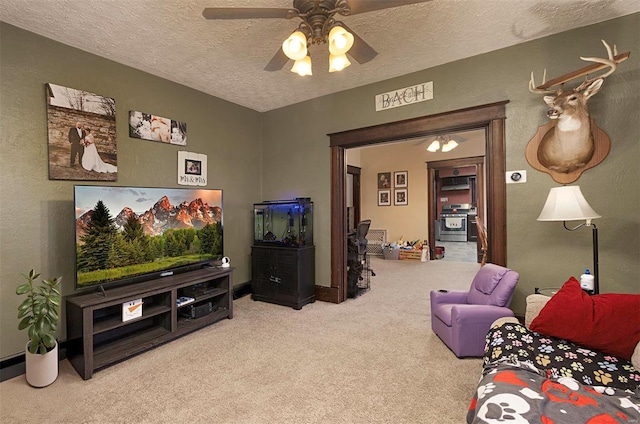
left=202, top=0, right=430, bottom=73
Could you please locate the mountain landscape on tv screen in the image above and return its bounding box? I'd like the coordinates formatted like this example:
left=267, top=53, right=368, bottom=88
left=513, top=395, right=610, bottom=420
left=75, top=190, right=223, bottom=287
left=76, top=195, right=222, bottom=241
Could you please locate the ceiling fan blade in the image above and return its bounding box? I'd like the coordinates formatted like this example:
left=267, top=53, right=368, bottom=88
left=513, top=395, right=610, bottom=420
left=347, top=0, right=431, bottom=15
left=202, top=7, right=297, bottom=20
left=264, top=48, right=290, bottom=72
left=340, top=23, right=377, bottom=64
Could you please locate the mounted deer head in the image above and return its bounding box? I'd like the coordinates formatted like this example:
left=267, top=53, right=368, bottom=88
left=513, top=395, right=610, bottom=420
left=529, top=40, right=617, bottom=174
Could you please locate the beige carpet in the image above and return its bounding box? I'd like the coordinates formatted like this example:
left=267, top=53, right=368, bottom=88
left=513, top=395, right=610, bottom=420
left=1, top=257, right=483, bottom=423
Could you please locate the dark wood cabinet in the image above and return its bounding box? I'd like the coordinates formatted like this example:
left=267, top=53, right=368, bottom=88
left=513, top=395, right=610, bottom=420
left=251, top=245, right=315, bottom=309
left=65, top=267, right=233, bottom=380
left=467, top=214, right=478, bottom=242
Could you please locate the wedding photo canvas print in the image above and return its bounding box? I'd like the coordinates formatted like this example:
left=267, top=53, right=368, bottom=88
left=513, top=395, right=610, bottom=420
left=129, top=110, right=187, bottom=146
left=46, top=83, right=117, bottom=181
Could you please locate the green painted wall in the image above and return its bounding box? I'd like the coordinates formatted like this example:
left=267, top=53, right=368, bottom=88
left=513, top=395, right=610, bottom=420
left=262, top=14, right=639, bottom=312
left=2, top=14, right=639, bottom=361
left=0, top=23, right=263, bottom=359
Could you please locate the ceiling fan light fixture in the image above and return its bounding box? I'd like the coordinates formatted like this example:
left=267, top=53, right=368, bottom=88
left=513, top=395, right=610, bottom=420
left=291, top=55, right=312, bottom=76
left=282, top=30, right=308, bottom=60
left=329, top=53, right=351, bottom=72
left=426, top=140, right=440, bottom=152
left=328, top=26, right=354, bottom=55
left=441, top=140, right=458, bottom=152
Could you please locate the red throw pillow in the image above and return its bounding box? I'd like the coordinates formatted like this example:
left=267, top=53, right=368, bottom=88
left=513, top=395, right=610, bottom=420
left=530, top=277, right=640, bottom=360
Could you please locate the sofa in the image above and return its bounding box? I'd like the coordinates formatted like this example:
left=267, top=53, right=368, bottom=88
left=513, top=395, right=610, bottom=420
left=467, top=277, right=640, bottom=423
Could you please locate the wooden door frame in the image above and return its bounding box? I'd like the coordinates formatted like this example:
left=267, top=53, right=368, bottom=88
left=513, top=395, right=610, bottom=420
left=321, top=101, right=509, bottom=303
left=347, top=165, right=361, bottom=231
left=427, top=156, right=485, bottom=263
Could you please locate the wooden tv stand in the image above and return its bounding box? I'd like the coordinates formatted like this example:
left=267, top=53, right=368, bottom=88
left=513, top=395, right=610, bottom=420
left=65, top=266, right=233, bottom=380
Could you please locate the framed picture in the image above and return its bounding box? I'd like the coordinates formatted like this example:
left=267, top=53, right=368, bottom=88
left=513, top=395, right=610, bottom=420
left=178, top=151, right=207, bottom=186
left=394, top=189, right=408, bottom=206
left=129, top=110, right=187, bottom=146
left=394, top=171, right=408, bottom=188
left=45, top=83, right=117, bottom=181
left=185, top=159, right=201, bottom=175
left=377, top=172, right=391, bottom=189
left=378, top=190, right=391, bottom=206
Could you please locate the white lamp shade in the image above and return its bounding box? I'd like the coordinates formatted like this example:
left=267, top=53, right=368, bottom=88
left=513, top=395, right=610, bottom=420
left=328, top=26, right=354, bottom=55
left=329, top=53, right=351, bottom=72
left=282, top=31, right=308, bottom=61
left=537, top=186, right=601, bottom=222
left=291, top=55, right=312, bottom=76
left=441, top=140, right=458, bottom=152
left=426, top=140, right=440, bottom=152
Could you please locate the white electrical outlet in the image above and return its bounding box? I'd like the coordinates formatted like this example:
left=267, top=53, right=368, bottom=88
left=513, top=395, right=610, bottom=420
left=440, top=197, right=448, bottom=202
left=506, top=170, right=527, bottom=184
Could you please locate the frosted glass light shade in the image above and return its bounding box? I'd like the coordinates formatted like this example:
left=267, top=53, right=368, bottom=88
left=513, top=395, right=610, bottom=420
left=329, top=53, right=351, bottom=72
left=537, top=186, right=601, bottom=222
left=426, top=140, right=440, bottom=152
left=282, top=31, right=308, bottom=61
left=291, top=55, right=312, bottom=76
left=328, top=26, right=354, bottom=55
left=441, top=140, right=458, bottom=152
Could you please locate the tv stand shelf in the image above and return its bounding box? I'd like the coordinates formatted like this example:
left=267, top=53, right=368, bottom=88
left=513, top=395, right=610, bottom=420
left=66, top=267, right=233, bottom=380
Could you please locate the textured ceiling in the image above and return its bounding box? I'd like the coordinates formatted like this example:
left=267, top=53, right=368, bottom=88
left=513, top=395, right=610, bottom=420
left=1, top=0, right=638, bottom=112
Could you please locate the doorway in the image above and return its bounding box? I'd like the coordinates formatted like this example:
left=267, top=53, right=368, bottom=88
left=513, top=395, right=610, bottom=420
left=322, top=101, right=508, bottom=303
left=428, top=157, right=485, bottom=264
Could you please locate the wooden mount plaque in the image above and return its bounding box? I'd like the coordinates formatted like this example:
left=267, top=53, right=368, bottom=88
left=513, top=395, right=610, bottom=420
left=525, top=118, right=611, bottom=184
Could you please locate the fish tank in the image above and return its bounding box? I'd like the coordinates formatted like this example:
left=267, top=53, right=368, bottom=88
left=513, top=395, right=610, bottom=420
left=253, top=198, right=313, bottom=247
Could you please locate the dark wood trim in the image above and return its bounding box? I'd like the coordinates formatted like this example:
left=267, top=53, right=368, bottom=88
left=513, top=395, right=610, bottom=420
left=427, top=156, right=485, bottom=168
left=347, top=165, right=361, bottom=230
left=486, top=118, right=507, bottom=266
left=233, top=281, right=253, bottom=299
left=315, top=285, right=341, bottom=303
left=328, top=102, right=509, bottom=303
left=329, top=101, right=508, bottom=147
left=331, top=146, right=348, bottom=303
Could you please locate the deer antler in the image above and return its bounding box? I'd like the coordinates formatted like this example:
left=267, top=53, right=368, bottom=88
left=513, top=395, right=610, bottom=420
left=576, top=39, right=617, bottom=90
left=529, top=69, right=557, bottom=94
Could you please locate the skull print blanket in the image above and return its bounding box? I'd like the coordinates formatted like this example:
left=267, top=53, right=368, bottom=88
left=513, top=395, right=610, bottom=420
left=467, top=322, right=640, bottom=423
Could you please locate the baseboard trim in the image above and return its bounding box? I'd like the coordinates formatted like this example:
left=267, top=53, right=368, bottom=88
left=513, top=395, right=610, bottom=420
left=0, top=344, right=69, bottom=383
left=233, top=281, right=252, bottom=299
left=315, top=285, right=340, bottom=303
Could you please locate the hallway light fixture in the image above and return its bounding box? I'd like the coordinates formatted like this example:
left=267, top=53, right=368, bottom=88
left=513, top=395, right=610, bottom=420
left=426, top=136, right=458, bottom=153
left=282, top=23, right=354, bottom=75
left=537, top=185, right=601, bottom=294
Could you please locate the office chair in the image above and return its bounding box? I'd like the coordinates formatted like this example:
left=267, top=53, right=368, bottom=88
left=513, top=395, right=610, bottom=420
left=347, top=219, right=375, bottom=297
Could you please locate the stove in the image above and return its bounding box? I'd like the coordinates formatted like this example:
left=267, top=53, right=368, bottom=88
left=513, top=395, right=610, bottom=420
left=439, top=203, right=472, bottom=242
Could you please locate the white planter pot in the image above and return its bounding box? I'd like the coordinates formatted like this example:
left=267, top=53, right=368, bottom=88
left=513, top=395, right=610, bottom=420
left=25, top=341, right=58, bottom=387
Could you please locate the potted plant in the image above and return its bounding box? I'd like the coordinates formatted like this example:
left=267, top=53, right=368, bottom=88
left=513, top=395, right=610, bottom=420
left=16, top=269, right=61, bottom=387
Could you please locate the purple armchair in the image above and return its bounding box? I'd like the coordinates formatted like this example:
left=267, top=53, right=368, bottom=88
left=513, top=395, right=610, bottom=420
left=430, top=264, right=519, bottom=357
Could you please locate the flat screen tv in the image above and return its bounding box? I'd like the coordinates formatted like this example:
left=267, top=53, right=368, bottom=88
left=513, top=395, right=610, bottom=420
left=74, top=185, right=223, bottom=290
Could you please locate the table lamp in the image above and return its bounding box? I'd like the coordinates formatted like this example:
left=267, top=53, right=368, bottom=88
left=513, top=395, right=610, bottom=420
left=537, top=185, right=601, bottom=294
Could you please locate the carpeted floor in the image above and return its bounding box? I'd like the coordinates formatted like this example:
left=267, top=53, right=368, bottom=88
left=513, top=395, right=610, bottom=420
left=1, top=258, right=483, bottom=423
